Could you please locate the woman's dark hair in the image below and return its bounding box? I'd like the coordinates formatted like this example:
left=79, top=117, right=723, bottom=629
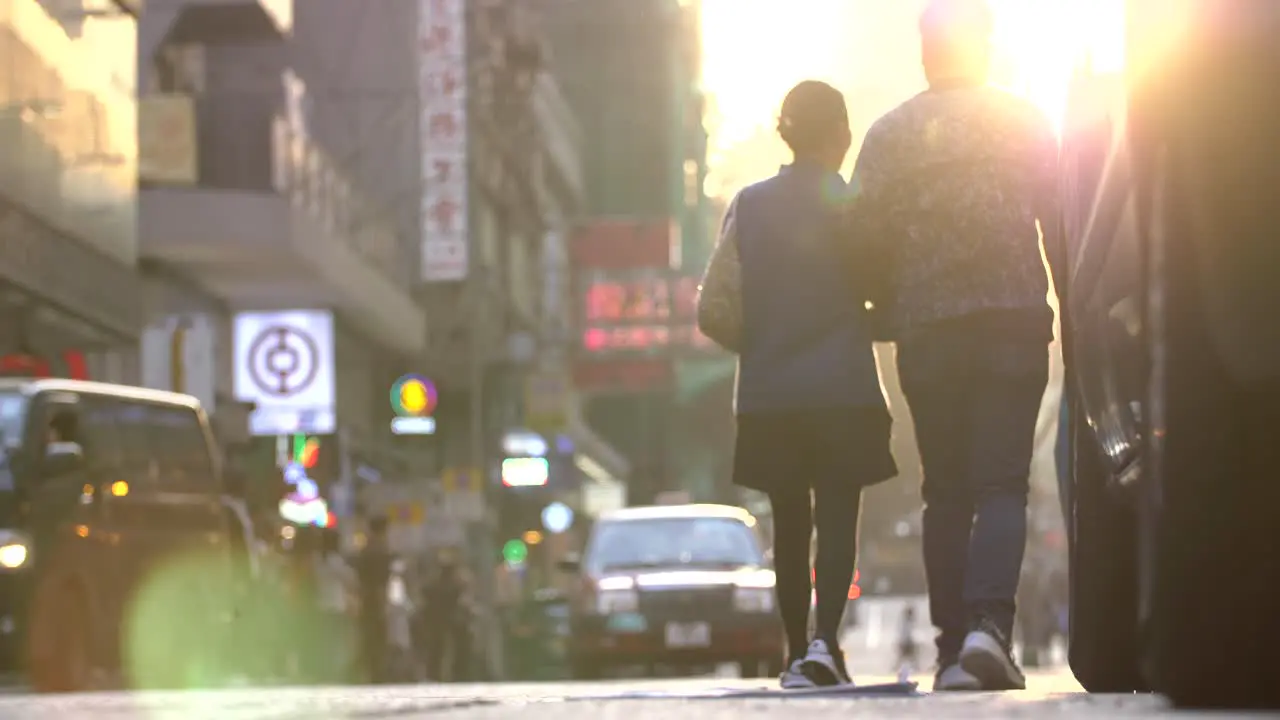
left=777, top=80, right=848, bottom=156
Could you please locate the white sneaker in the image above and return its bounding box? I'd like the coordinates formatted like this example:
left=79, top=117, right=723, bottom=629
left=959, top=621, right=1026, bottom=691
left=780, top=658, right=816, bottom=689
left=799, top=638, right=852, bottom=687
left=933, top=662, right=981, bottom=691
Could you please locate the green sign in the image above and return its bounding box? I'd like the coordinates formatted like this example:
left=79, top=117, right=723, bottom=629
left=502, top=539, right=528, bottom=566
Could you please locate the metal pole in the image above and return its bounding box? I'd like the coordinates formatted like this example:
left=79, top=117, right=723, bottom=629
left=467, top=270, right=501, bottom=679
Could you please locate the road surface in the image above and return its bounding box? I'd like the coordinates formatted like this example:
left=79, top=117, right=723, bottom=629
left=0, top=598, right=1248, bottom=718
left=0, top=673, right=1239, bottom=720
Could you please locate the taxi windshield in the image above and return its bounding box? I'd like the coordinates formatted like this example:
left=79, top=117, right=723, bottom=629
left=587, top=516, right=763, bottom=573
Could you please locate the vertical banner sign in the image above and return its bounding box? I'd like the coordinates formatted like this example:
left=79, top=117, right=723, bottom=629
left=419, top=0, right=470, bottom=282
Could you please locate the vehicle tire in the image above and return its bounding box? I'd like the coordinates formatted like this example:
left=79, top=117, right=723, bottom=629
left=29, top=588, right=93, bottom=693
left=1139, top=112, right=1280, bottom=710
left=1065, top=400, right=1147, bottom=693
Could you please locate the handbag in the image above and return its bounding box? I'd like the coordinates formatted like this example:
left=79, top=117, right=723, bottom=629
left=695, top=198, right=743, bottom=352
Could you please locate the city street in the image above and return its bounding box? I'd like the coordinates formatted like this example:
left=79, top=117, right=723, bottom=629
left=0, top=673, right=1209, bottom=720
left=0, top=597, right=1227, bottom=720
left=3, top=596, right=1201, bottom=720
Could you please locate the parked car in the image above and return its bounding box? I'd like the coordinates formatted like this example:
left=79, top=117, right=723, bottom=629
left=557, top=504, right=784, bottom=679
left=1060, top=1, right=1280, bottom=708
left=0, top=379, right=248, bottom=691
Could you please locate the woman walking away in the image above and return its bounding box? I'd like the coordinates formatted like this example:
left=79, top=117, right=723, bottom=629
left=696, top=80, right=897, bottom=689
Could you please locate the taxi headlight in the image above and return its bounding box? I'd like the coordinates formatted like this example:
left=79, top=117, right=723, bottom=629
left=595, top=588, right=638, bottom=614
left=0, top=530, right=31, bottom=570
left=733, top=587, right=775, bottom=613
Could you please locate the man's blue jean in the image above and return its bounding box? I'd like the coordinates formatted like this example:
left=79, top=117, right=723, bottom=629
left=898, top=329, right=1049, bottom=660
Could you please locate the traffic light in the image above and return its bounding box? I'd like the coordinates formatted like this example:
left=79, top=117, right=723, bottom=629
left=293, top=434, right=321, bottom=469
left=502, top=538, right=528, bottom=566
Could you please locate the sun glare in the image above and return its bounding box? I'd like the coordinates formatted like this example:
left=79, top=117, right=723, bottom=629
left=988, top=0, right=1126, bottom=135
left=700, top=0, right=1127, bottom=192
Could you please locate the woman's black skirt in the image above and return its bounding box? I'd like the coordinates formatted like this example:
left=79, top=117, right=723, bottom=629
left=732, top=407, right=897, bottom=494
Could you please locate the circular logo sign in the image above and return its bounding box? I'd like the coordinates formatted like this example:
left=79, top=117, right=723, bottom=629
left=391, top=374, right=438, bottom=417
left=247, top=325, right=319, bottom=397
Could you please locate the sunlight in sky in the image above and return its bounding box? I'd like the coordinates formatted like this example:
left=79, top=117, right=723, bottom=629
left=699, top=0, right=1126, bottom=197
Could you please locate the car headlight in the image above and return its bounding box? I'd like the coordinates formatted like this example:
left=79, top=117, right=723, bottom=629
left=0, top=530, right=31, bottom=570
left=733, top=587, right=775, bottom=613
left=595, top=588, right=639, bottom=614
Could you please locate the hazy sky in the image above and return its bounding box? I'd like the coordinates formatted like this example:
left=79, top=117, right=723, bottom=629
left=699, top=0, right=1126, bottom=197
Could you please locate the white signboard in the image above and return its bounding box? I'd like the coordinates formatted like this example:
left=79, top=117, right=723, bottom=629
left=418, top=0, right=469, bottom=282
left=233, top=310, right=336, bottom=436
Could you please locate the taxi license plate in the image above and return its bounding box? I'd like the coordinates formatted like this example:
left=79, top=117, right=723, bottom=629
left=664, top=622, right=710, bottom=648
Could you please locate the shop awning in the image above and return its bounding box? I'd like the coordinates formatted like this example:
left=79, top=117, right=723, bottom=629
left=563, top=404, right=630, bottom=483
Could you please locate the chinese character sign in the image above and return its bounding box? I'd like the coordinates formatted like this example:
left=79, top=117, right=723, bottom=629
left=419, top=0, right=469, bottom=282
left=577, top=271, right=716, bottom=355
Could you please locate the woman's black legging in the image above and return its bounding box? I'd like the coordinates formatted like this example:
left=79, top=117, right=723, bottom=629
left=768, top=481, right=862, bottom=661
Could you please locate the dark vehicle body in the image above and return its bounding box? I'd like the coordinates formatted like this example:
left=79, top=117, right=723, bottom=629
left=558, top=504, right=784, bottom=679
left=1061, top=0, right=1280, bottom=708
left=0, top=379, right=247, bottom=691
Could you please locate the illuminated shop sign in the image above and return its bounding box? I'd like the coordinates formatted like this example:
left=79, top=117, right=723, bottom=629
left=0, top=351, right=89, bottom=380
left=577, top=272, right=715, bottom=354
left=501, top=457, right=549, bottom=488
left=390, top=373, right=438, bottom=435
left=279, top=434, right=335, bottom=528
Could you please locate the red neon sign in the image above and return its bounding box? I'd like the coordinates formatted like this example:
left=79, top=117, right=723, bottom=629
left=578, top=274, right=715, bottom=354
left=0, top=351, right=90, bottom=380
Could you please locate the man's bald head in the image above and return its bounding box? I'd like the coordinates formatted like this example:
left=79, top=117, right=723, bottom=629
left=919, top=0, right=995, bottom=86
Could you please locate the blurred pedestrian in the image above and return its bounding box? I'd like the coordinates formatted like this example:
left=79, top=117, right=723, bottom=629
left=314, top=528, right=358, bottom=682
left=697, top=80, right=897, bottom=689
left=357, top=517, right=392, bottom=683
left=896, top=606, right=920, bottom=675
left=421, top=553, right=471, bottom=681
left=842, top=0, right=1063, bottom=692
left=282, top=525, right=325, bottom=682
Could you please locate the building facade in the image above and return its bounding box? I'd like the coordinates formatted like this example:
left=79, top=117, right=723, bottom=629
left=535, top=0, right=719, bottom=504
left=1, top=0, right=143, bottom=385
left=134, top=0, right=426, bottom=538
left=132, top=0, right=624, bottom=626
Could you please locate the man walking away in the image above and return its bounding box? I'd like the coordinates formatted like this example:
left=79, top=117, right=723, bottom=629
left=844, top=0, right=1062, bottom=692
left=421, top=555, right=467, bottom=681
left=358, top=517, right=392, bottom=683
